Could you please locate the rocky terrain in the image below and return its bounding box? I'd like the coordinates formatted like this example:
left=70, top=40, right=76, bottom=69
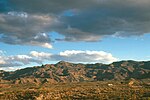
left=0, top=60, right=150, bottom=84
left=0, top=60, right=150, bottom=99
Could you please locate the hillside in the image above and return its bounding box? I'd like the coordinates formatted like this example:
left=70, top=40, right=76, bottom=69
left=0, top=60, right=150, bottom=84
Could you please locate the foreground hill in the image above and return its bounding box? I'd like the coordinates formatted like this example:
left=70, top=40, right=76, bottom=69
left=0, top=60, right=150, bottom=84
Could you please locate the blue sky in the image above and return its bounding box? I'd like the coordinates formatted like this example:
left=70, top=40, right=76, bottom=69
left=1, top=33, right=149, bottom=59
left=0, top=0, right=150, bottom=70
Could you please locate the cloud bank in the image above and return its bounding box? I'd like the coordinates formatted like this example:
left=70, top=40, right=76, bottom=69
left=0, top=0, right=150, bottom=47
left=0, top=50, right=117, bottom=68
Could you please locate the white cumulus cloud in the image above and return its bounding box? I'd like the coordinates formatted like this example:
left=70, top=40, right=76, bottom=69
left=0, top=50, right=118, bottom=69
left=30, top=51, right=52, bottom=59
left=56, top=50, right=117, bottom=63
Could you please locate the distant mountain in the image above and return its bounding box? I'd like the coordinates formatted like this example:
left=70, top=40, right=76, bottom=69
left=0, top=60, right=150, bottom=84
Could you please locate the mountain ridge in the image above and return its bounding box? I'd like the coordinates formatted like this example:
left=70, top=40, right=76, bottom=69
left=0, top=60, right=150, bottom=84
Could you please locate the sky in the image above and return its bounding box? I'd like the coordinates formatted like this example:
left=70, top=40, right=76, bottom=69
left=0, top=0, right=150, bottom=71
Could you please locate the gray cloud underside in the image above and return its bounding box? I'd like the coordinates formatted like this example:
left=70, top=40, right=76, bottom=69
left=0, top=13, right=59, bottom=48
left=0, top=0, right=150, bottom=46
left=0, top=50, right=117, bottom=67
left=0, top=55, right=42, bottom=67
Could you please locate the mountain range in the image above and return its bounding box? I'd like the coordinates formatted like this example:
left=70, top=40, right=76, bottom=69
left=0, top=60, right=150, bottom=84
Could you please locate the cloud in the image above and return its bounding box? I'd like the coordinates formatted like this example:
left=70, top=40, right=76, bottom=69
left=0, top=0, right=150, bottom=45
left=8, top=55, right=42, bottom=65
left=0, top=67, right=20, bottom=71
left=0, top=54, right=42, bottom=67
left=54, top=50, right=117, bottom=63
left=57, top=0, right=150, bottom=41
left=30, top=50, right=117, bottom=63
left=0, top=56, right=6, bottom=64
left=0, top=50, right=117, bottom=68
left=0, top=12, right=58, bottom=48
left=8, top=0, right=95, bottom=14
left=0, top=50, right=6, bottom=56
left=30, top=51, right=52, bottom=59
left=0, top=50, right=6, bottom=65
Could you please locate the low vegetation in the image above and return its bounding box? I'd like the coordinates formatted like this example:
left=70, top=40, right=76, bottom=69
left=0, top=80, right=150, bottom=100
left=0, top=61, right=150, bottom=99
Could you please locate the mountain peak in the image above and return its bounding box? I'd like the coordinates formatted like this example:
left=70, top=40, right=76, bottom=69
left=57, top=61, right=70, bottom=64
left=0, top=60, right=149, bottom=84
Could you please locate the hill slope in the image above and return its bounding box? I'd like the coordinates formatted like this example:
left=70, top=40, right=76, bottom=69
left=0, top=60, right=150, bottom=84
